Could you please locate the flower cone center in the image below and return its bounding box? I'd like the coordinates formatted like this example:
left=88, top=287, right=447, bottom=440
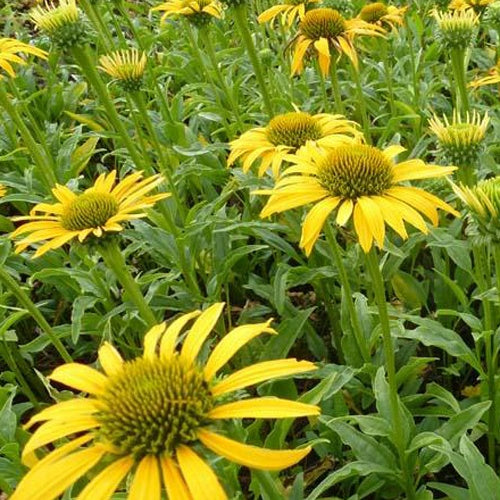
left=359, top=3, right=388, bottom=23
left=267, top=112, right=322, bottom=148
left=317, top=144, right=394, bottom=198
left=299, top=8, right=347, bottom=39
left=61, top=192, right=119, bottom=231
left=96, top=356, right=213, bottom=459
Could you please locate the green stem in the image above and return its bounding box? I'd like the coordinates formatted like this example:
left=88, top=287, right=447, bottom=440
left=233, top=5, right=274, bottom=118
left=350, top=63, right=371, bottom=144
left=131, top=91, right=186, bottom=221
left=198, top=28, right=243, bottom=130
left=71, top=46, right=147, bottom=170
left=0, top=267, right=72, bottom=363
left=474, top=244, right=497, bottom=467
left=329, top=57, right=344, bottom=114
left=450, top=48, right=470, bottom=114
left=0, top=84, right=56, bottom=190
left=365, top=249, right=415, bottom=499
left=325, top=224, right=370, bottom=364
left=99, top=240, right=157, bottom=327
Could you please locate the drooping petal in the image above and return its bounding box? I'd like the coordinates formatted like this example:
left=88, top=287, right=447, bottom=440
left=392, top=160, right=457, bottom=183
left=128, top=455, right=161, bottom=500
left=12, top=445, right=106, bottom=500
left=78, top=455, right=134, bottom=500
left=181, top=303, right=225, bottom=363
left=49, top=363, right=108, bottom=395
left=204, top=320, right=276, bottom=381
left=143, top=323, right=167, bottom=360
left=336, top=199, right=354, bottom=226
left=211, top=359, right=317, bottom=396
left=300, top=197, right=341, bottom=256
left=160, top=456, right=192, bottom=500
left=198, top=429, right=312, bottom=471
left=176, top=446, right=227, bottom=500
left=353, top=202, right=373, bottom=252
left=357, top=196, right=385, bottom=247
left=209, top=397, right=320, bottom=419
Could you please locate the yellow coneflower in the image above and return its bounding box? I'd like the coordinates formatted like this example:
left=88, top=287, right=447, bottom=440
left=429, top=110, right=489, bottom=167
left=258, top=0, right=318, bottom=27
left=11, top=171, right=170, bottom=258
left=12, top=303, right=318, bottom=500
left=449, top=0, right=494, bottom=12
left=291, top=8, right=385, bottom=75
left=0, top=38, right=47, bottom=78
left=357, top=2, right=407, bottom=30
left=30, top=0, right=88, bottom=48
left=228, top=111, right=362, bottom=177
left=470, top=60, right=500, bottom=88
left=433, top=8, right=479, bottom=50
left=453, top=176, right=500, bottom=243
left=258, top=142, right=458, bottom=254
left=98, top=49, right=147, bottom=91
left=151, top=0, right=223, bottom=24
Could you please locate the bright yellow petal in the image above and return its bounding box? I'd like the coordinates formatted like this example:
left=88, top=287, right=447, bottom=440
left=128, top=455, right=161, bottom=500
left=143, top=323, right=167, bottom=360
left=209, top=397, right=320, bottom=419
left=160, top=311, right=202, bottom=360
left=49, top=363, right=108, bottom=395
left=98, top=343, right=123, bottom=377
left=392, top=160, right=457, bottom=182
left=336, top=199, right=354, bottom=226
left=211, top=359, right=317, bottom=396
left=176, top=446, right=227, bottom=500
left=78, top=456, right=134, bottom=500
left=160, top=456, right=192, bottom=500
left=314, top=37, right=331, bottom=76
left=353, top=202, right=373, bottom=252
left=24, top=399, right=98, bottom=429
left=198, top=429, right=312, bottom=471
left=12, top=446, right=106, bottom=500
left=260, top=187, right=328, bottom=218
left=300, top=197, right=341, bottom=256
left=22, top=416, right=100, bottom=459
left=181, top=303, right=225, bottom=363
left=357, top=196, right=385, bottom=247
left=203, top=320, right=276, bottom=381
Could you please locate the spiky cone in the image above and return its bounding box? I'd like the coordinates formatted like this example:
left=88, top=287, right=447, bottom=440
left=291, top=7, right=386, bottom=75
left=30, top=0, right=91, bottom=50
left=0, top=38, right=47, bottom=78
left=258, top=0, right=319, bottom=27
left=98, top=49, right=147, bottom=92
left=10, top=171, right=170, bottom=258
left=453, top=176, right=500, bottom=244
left=357, top=2, right=407, bottom=31
left=429, top=110, right=489, bottom=185
left=151, top=0, right=224, bottom=27
left=228, top=111, right=362, bottom=178
left=257, top=142, right=459, bottom=254
left=433, top=8, right=479, bottom=50
left=12, top=303, right=318, bottom=500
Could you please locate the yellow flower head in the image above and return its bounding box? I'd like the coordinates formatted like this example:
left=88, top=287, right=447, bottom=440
left=292, top=8, right=385, bottom=75
left=0, top=184, right=6, bottom=198
left=228, top=111, right=362, bottom=177
left=429, top=110, right=489, bottom=166
left=30, top=0, right=88, bottom=48
left=449, top=0, right=494, bottom=12
left=12, top=303, right=318, bottom=500
left=453, top=176, right=500, bottom=243
left=99, top=49, right=147, bottom=92
left=469, top=60, right=500, bottom=88
left=0, top=38, right=47, bottom=78
left=258, top=0, right=319, bottom=27
left=258, top=142, right=459, bottom=254
left=433, top=8, right=479, bottom=50
left=358, top=2, right=407, bottom=30
left=11, top=171, right=170, bottom=258
left=152, top=0, right=223, bottom=25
